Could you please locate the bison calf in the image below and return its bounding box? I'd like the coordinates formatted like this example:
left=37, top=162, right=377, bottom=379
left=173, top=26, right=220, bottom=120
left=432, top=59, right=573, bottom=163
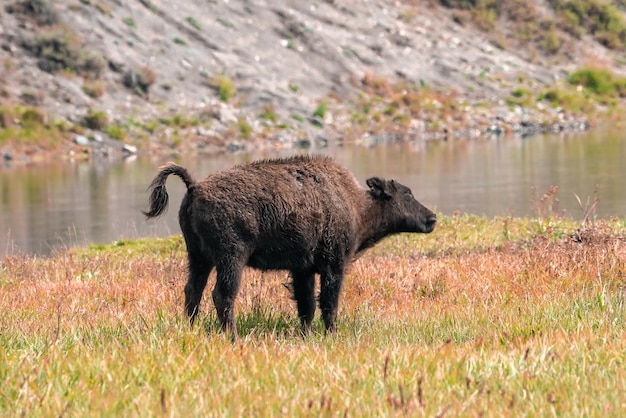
left=143, top=155, right=436, bottom=339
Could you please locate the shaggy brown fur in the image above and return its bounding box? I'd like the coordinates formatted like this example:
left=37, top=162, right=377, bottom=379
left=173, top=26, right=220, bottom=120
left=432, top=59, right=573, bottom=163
left=144, top=155, right=436, bottom=339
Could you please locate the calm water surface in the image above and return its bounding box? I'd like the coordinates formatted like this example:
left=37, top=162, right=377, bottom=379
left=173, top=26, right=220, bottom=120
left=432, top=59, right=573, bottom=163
left=1, top=129, right=624, bottom=255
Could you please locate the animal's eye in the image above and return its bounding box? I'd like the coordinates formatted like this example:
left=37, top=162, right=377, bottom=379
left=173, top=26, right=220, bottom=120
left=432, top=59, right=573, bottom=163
left=403, top=189, right=413, bottom=197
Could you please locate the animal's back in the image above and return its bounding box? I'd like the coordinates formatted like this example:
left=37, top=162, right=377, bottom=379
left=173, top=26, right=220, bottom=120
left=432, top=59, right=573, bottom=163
left=195, top=155, right=361, bottom=210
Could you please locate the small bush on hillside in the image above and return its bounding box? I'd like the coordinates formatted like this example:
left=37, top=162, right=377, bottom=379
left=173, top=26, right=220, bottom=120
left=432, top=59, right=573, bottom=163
left=567, top=67, right=626, bottom=97
left=0, top=107, right=44, bottom=129
left=538, top=22, right=561, bottom=53
left=237, top=117, right=252, bottom=138
left=538, top=88, right=590, bottom=112
left=259, top=104, right=278, bottom=123
left=187, top=16, right=202, bottom=30
left=6, top=0, right=58, bottom=25
left=123, top=17, right=136, bottom=29
left=568, top=68, right=614, bottom=95
left=123, top=66, right=157, bottom=95
left=19, top=91, right=42, bottom=106
left=82, top=108, right=108, bottom=130
left=312, top=100, right=328, bottom=119
left=31, top=30, right=105, bottom=78
left=210, top=74, right=236, bottom=102
left=20, top=108, right=47, bottom=127
left=82, top=79, right=105, bottom=98
left=103, top=123, right=127, bottom=141
left=508, top=87, right=533, bottom=106
left=0, top=108, right=13, bottom=128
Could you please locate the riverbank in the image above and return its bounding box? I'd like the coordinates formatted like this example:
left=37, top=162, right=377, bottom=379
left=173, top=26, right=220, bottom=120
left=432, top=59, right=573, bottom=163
left=2, top=215, right=625, bottom=415
left=0, top=90, right=598, bottom=166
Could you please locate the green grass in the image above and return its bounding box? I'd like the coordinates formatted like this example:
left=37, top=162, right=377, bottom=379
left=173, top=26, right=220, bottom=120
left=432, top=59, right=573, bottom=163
left=187, top=16, right=202, bottom=30
left=2, top=216, right=626, bottom=415
left=0, top=106, right=68, bottom=149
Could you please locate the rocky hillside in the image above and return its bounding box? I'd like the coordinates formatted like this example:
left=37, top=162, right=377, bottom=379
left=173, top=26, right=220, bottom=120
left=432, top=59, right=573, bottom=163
left=1, top=0, right=626, bottom=159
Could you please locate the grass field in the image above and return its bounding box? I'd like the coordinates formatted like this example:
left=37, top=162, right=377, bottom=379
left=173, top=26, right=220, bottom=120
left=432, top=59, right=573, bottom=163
left=1, top=215, right=626, bottom=416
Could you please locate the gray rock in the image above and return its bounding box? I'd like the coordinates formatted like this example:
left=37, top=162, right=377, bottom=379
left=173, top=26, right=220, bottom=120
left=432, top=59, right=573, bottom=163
left=295, top=137, right=312, bottom=149
left=73, top=135, right=90, bottom=146
left=122, top=144, right=138, bottom=155
left=226, top=141, right=245, bottom=153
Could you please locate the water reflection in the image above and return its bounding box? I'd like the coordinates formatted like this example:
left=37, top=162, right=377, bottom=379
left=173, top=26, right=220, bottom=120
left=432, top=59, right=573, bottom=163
left=1, top=129, right=624, bottom=255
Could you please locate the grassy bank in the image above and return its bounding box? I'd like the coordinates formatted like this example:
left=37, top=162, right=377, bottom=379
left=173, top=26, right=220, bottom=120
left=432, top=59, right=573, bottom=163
left=1, top=215, right=626, bottom=416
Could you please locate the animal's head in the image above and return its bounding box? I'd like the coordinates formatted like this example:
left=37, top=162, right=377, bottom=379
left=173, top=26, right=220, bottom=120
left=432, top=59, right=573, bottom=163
left=366, top=177, right=436, bottom=233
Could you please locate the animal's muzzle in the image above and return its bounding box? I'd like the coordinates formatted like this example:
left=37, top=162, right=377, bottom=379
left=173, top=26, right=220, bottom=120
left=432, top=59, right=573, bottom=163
left=424, top=214, right=437, bottom=233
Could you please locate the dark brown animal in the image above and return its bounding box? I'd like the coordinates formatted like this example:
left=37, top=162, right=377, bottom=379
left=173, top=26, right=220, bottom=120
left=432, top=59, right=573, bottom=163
left=143, top=155, right=436, bottom=339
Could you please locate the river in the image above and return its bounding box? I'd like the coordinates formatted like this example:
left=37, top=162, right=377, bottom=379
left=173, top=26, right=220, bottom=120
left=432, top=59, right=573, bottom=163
left=1, top=128, right=624, bottom=256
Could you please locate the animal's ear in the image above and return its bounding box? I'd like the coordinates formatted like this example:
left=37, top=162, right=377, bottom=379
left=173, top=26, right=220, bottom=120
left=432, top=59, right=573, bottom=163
left=366, top=177, right=392, bottom=200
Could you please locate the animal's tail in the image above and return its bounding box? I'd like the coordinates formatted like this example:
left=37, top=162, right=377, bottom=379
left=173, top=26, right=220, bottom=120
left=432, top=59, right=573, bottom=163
left=142, top=163, right=195, bottom=219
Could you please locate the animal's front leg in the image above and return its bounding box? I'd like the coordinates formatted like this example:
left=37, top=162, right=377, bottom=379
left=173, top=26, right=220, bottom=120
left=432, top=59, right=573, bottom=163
left=291, top=269, right=316, bottom=333
left=213, top=259, right=244, bottom=341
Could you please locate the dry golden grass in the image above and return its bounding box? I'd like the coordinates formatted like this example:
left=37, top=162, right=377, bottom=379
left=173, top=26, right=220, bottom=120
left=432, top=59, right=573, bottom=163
left=1, top=215, right=626, bottom=416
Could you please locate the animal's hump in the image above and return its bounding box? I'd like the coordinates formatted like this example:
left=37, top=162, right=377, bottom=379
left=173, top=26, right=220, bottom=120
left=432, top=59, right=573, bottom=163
left=246, top=154, right=335, bottom=169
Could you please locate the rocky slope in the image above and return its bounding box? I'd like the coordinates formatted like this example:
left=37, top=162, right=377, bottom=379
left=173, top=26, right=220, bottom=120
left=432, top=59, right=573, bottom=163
left=1, top=0, right=624, bottom=159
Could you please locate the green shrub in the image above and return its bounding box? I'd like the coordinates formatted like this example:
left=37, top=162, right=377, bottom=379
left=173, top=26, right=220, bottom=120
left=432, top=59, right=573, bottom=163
left=187, top=16, right=202, bottom=30
left=0, top=107, right=47, bottom=129
left=82, top=108, right=108, bottom=130
left=103, top=123, right=127, bottom=141
left=0, top=108, right=13, bottom=128
left=538, top=88, right=591, bottom=112
left=539, top=23, right=561, bottom=53
left=259, top=105, right=278, bottom=123
left=291, top=114, right=305, bottom=122
left=567, top=68, right=615, bottom=96
left=512, top=87, right=529, bottom=98
left=163, top=113, right=198, bottom=128
left=237, top=117, right=252, bottom=138
left=123, top=17, right=136, bottom=29
left=508, top=87, right=533, bottom=106
left=216, top=17, right=235, bottom=28
left=612, top=77, right=626, bottom=97
left=210, top=74, right=235, bottom=102
left=20, top=108, right=47, bottom=128
left=312, top=100, right=328, bottom=119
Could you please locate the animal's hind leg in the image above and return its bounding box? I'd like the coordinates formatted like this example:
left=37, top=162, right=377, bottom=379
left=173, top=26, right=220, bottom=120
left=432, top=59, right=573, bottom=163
left=213, top=259, right=244, bottom=340
left=319, top=266, right=345, bottom=334
left=184, top=250, right=213, bottom=325
left=291, top=269, right=316, bottom=333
